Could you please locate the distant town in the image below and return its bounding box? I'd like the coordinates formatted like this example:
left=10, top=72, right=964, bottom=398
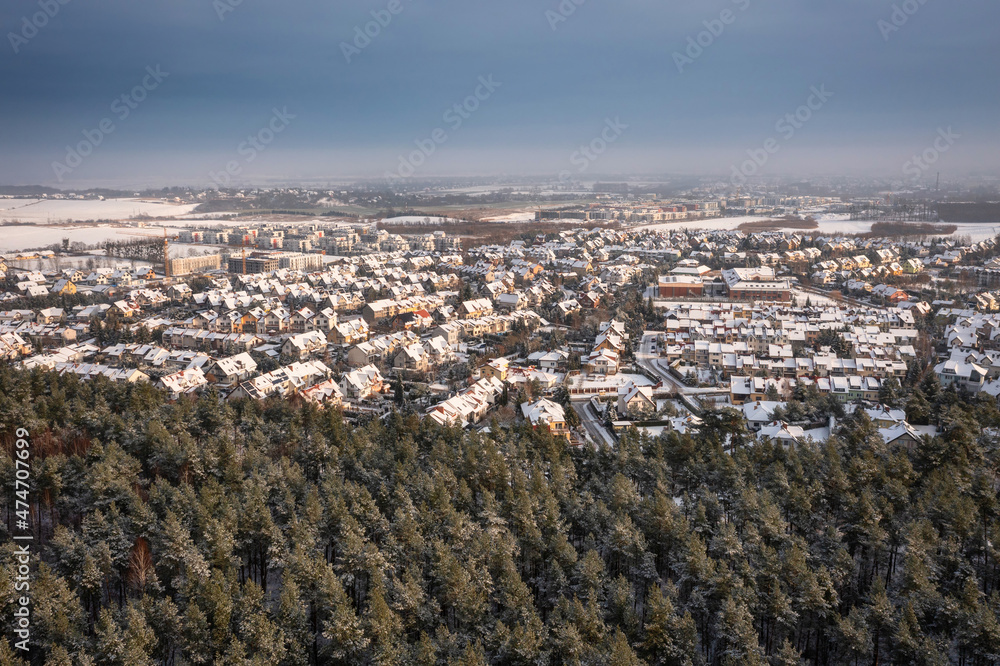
left=3, top=179, right=1000, bottom=451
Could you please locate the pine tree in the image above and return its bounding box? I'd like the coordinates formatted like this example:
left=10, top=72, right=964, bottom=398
left=836, top=605, right=871, bottom=665
left=547, top=601, right=587, bottom=665
left=157, top=511, right=210, bottom=593
left=608, top=628, right=646, bottom=666
left=867, top=578, right=894, bottom=666
left=321, top=573, right=369, bottom=664
left=0, top=640, right=30, bottom=666
left=234, top=581, right=287, bottom=665
left=448, top=640, right=489, bottom=666
left=121, top=603, right=157, bottom=665
left=395, top=375, right=405, bottom=406
left=894, top=603, right=949, bottom=666
left=714, top=597, right=764, bottom=666
left=94, top=609, right=127, bottom=665
left=772, top=639, right=801, bottom=666
left=878, top=377, right=901, bottom=408
left=642, top=583, right=692, bottom=666
left=276, top=577, right=311, bottom=665
left=181, top=602, right=212, bottom=664
left=30, top=564, right=87, bottom=658
left=366, top=583, right=404, bottom=666
left=411, top=632, right=438, bottom=666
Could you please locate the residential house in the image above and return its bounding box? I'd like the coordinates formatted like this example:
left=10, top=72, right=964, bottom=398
left=521, top=399, right=571, bottom=441
left=282, top=331, right=328, bottom=360
left=617, top=383, right=656, bottom=419
left=206, top=353, right=258, bottom=388
left=340, top=364, right=385, bottom=400
left=159, top=367, right=209, bottom=400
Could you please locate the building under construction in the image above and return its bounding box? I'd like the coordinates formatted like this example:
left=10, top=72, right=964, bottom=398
left=169, top=254, right=222, bottom=276
left=227, top=250, right=326, bottom=274
left=228, top=254, right=280, bottom=274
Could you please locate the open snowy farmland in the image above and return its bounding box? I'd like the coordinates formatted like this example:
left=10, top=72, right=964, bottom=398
left=381, top=215, right=462, bottom=226
left=0, top=198, right=200, bottom=224
left=636, top=215, right=773, bottom=233
left=638, top=214, right=1000, bottom=241
left=8, top=254, right=154, bottom=272
left=0, top=225, right=148, bottom=253
left=0, top=223, right=214, bottom=254
left=480, top=211, right=537, bottom=223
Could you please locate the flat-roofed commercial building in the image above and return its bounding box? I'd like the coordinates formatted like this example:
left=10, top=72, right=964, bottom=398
left=728, top=280, right=792, bottom=302
left=658, top=275, right=705, bottom=298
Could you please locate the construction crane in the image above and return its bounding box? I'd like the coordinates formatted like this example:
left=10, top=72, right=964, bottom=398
left=119, top=227, right=179, bottom=279
left=237, top=233, right=256, bottom=274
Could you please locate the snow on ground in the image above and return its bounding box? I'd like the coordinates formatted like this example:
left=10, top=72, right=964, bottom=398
left=172, top=217, right=353, bottom=228
left=802, top=426, right=832, bottom=442
left=567, top=372, right=653, bottom=393
left=481, top=211, right=536, bottom=223
left=0, top=224, right=235, bottom=254
left=639, top=212, right=1000, bottom=241
left=11, top=255, right=154, bottom=271
left=381, top=215, right=461, bottom=225
left=792, top=288, right=838, bottom=307
left=0, top=225, right=144, bottom=253
left=0, top=199, right=199, bottom=223
left=639, top=214, right=870, bottom=235
left=0, top=218, right=375, bottom=254
left=809, top=214, right=1000, bottom=240
left=941, top=222, right=1000, bottom=241
left=636, top=215, right=773, bottom=232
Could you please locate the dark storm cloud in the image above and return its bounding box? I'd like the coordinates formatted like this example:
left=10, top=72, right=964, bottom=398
left=1, top=0, right=997, bottom=185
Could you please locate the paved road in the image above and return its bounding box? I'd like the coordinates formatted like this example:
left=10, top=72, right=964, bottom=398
left=571, top=401, right=616, bottom=447
left=635, top=332, right=730, bottom=414
left=636, top=332, right=728, bottom=395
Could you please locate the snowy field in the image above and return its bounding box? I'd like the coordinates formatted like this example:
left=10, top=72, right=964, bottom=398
left=171, top=217, right=354, bottom=228
left=636, top=215, right=773, bottom=233
left=0, top=198, right=200, bottom=224
left=10, top=255, right=154, bottom=271
left=0, top=224, right=236, bottom=254
left=0, top=225, right=146, bottom=253
left=792, top=289, right=838, bottom=307
left=0, top=216, right=372, bottom=253
left=637, top=213, right=1000, bottom=241
left=381, top=215, right=462, bottom=226
left=481, top=211, right=536, bottom=223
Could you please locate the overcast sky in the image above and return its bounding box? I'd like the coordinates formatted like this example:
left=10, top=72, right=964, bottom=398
left=1, top=0, right=997, bottom=187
